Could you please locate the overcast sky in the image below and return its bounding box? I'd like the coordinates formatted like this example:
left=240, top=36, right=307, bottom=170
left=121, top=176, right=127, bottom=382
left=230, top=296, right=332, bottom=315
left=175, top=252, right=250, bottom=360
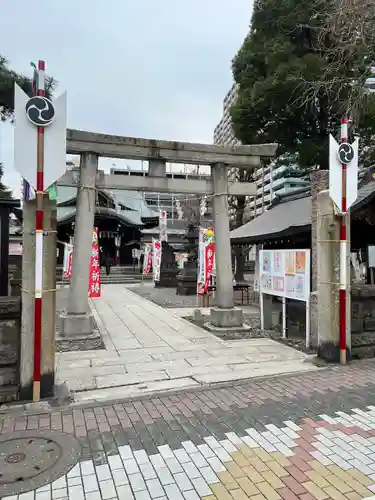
left=0, top=0, right=252, bottom=196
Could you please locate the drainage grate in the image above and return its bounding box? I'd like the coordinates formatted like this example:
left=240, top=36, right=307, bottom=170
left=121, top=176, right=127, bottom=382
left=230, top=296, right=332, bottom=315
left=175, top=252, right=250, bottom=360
left=0, top=430, right=81, bottom=497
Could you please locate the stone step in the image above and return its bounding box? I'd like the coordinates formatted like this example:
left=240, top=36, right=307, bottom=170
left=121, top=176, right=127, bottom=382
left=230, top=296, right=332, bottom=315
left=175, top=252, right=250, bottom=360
left=100, top=276, right=152, bottom=284
left=58, top=275, right=152, bottom=285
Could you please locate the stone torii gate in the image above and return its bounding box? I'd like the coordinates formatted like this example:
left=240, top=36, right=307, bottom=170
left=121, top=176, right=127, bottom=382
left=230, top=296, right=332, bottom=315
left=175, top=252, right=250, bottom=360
left=58, top=129, right=277, bottom=343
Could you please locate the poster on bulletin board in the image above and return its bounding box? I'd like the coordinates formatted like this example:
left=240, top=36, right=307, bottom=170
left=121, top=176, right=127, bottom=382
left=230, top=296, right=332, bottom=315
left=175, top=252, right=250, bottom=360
left=259, top=249, right=310, bottom=302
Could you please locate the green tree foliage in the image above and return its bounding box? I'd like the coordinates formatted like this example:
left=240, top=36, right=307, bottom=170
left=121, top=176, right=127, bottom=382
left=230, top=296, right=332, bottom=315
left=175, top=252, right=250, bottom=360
left=0, top=55, right=33, bottom=120
left=0, top=55, right=56, bottom=119
left=0, top=163, right=12, bottom=199
left=231, top=0, right=375, bottom=169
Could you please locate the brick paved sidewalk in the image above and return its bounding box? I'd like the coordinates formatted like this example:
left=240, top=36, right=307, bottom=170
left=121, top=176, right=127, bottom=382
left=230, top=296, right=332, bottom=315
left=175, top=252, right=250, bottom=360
left=2, top=361, right=375, bottom=499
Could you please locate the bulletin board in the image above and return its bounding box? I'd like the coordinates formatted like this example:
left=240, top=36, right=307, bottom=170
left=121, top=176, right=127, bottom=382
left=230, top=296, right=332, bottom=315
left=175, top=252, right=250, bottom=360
left=259, top=249, right=311, bottom=302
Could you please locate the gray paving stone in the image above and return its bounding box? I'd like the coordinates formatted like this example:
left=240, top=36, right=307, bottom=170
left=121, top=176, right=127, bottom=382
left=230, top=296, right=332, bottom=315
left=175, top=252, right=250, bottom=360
left=183, top=491, right=200, bottom=500
left=96, top=371, right=169, bottom=389
left=163, top=483, right=184, bottom=500
left=174, top=472, right=193, bottom=492
left=190, top=477, right=212, bottom=497
left=154, top=467, right=174, bottom=486
left=112, top=469, right=128, bottom=487
left=123, top=458, right=140, bottom=475
left=134, top=490, right=151, bottom=500
left=140, top=463, right=157, bottom=480
left=115, top=485, right=134, bottom=499
left=200, top=466, right=219, bottom=484
left=146, top=478, right=165, bottom=499
left=85, top=492, right=103, bottom=500
left=51, top=488, right=67, bottom=498
left=83, top=474, right=99, bottom=493
left=149, top=454, right=166, bottom=469
left=134, top=449, right=150, bottom=465
left=108, top=454, right=123, bottom=470
left=173, top=449, right=190, bottom=464
left=129, top=472, right=146, bottom=492
left=99, top=478, right=117, bottom=499
left=96, top=464, right=112, bottom=481
left=181, top=462, right=200, bottom=479
left=67, top=476, right=82, bottom=487
left=67, top=485, right=84, bottom=500
left=165, top=457, right=183, bottom=474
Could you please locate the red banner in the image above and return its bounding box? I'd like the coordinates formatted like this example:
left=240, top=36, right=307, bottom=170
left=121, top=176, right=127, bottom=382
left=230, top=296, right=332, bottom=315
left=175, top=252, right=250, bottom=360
left=65, top=251, right=73, bottom=279
left=143, top=245, right=152, bottom=275
left=88, top=227, right=101, bottom=298
left=63, top=244, right=73, bottom=279
left=204, top=242, right=215, bottom=293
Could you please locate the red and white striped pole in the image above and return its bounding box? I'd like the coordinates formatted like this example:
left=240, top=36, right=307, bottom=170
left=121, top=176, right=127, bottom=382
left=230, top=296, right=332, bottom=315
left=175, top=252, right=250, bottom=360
left=33, top=60, right=46, bottom=401
left=339, top=116, right=348, bottom=365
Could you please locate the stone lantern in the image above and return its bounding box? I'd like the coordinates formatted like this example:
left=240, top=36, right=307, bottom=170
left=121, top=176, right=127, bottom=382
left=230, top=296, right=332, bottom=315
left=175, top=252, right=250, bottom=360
left=176, top=197, right=203, bottom=296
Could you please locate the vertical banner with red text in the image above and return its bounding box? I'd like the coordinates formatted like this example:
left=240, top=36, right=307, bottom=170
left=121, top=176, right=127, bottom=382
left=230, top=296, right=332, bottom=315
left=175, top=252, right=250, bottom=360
left=63, top=243, right=73, bottom=279
left=159, top=209, right=168, bottom=242
left=204, top=241, right=215, bottom=293
left=152, top=239, right=162, bottom=282
left=88, top=227, right=101, bottom=298
left=197, top=227, right=215, bottom=296
left=143, top=244, right=152, bottom=275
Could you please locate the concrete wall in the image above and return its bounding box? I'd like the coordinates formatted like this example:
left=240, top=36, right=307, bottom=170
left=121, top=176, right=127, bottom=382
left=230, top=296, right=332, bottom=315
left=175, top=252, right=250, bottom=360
left=0, top=297, right=21, bottom=402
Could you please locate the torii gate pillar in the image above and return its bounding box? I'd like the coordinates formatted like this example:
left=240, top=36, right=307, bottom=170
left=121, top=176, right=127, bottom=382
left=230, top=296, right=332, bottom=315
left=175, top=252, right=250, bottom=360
left=210, top=163, right=244, bottom=328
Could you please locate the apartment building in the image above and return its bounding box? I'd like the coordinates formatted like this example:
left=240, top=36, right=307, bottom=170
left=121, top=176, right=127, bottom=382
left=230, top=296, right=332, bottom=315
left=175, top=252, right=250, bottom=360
left=247, top=162, right=310, bottom=217
left=213, top=83, right=241, bottom=147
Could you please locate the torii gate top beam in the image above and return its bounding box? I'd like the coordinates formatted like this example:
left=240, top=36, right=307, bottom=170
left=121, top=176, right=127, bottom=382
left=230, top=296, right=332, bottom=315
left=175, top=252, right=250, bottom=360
left=66, top=129, right=277, bottom=168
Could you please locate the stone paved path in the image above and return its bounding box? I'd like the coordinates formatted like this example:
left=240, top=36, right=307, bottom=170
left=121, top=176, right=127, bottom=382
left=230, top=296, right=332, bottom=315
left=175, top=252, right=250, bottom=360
left=56, top=285, right=316, bottom=403
left=3, top=362, right=375, bottom=498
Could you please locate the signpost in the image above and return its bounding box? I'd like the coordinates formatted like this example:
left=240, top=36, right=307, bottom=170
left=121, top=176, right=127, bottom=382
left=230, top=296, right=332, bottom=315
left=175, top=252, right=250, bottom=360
left=329, top=119, right=359, bottom=364
left=14, top=61, right=67, bottom=401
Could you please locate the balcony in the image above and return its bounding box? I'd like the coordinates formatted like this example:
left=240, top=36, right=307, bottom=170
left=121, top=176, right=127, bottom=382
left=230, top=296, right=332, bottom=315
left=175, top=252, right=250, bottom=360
left=254, top=166, right=271, bottom=181
left=272, top=178, right=309, bottom=192
left=274, top=184, right=308, bottom=197
left=256, top=183, right=272, bottom=196
left=255, top=173, right=272, bottom=186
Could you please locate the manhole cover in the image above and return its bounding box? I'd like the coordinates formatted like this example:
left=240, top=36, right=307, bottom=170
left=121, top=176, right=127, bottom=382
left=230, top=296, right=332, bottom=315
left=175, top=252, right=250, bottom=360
left=0, top=430, right=81, bottom=497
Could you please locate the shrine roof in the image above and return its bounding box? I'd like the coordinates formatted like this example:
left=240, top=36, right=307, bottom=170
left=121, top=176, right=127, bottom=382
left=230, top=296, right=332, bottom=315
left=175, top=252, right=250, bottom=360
left=230, top=195, right=312, bottom=244
left=57, top=205, right=146, bottom=227
left=56, top=185, right=159, bottom=226
left=230, top=178, right=375, bottom=244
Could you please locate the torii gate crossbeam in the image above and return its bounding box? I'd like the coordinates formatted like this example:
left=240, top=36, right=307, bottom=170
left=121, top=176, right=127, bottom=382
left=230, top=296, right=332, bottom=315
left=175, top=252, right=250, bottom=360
left=59, top=130, right=277, bottom=341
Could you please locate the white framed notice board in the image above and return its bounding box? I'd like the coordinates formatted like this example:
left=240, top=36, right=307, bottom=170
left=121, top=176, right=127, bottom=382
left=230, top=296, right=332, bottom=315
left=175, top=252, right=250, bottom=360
left=259, top=249, right=311, bottom=346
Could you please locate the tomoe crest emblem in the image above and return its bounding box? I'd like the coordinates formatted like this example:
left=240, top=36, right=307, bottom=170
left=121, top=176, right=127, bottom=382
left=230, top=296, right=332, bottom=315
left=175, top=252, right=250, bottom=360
left=337, top=142, right=355, bottom=165
left=25, top=96, right=55, bottom=127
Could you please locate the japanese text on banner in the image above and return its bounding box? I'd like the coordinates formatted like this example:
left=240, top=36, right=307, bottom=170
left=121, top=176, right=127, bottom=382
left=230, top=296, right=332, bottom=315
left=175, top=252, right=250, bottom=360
left=143, top=245, right=152, bottom=275
left=88, top=227, right=101, bottom=298
left=152, top=239, right=162, bottom=282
